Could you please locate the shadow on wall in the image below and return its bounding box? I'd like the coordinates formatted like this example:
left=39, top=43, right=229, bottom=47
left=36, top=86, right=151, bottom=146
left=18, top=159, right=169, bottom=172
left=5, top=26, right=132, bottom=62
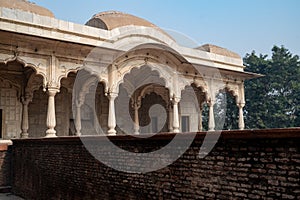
left=0, top=144, right=12, bottom=190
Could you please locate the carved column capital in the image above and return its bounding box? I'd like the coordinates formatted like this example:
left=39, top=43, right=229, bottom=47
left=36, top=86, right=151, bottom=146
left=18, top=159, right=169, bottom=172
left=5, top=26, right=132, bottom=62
left=171, top=96, right=181, bottom=105
left=237, top=102, right=245, bottom=108
left=108, top=92, right=118, bottom=100
left=47, top=87, right=59, bottom=97
left=21, top=94, right=33, bottom=105
left=131, top=97, right=141, bottom=109
left=207, top=98, right=215, bottom=107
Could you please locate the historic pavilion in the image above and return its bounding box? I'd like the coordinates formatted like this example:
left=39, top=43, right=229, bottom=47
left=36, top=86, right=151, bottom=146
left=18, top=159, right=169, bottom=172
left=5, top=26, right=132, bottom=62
left=0, top=0, right=259, bottom=139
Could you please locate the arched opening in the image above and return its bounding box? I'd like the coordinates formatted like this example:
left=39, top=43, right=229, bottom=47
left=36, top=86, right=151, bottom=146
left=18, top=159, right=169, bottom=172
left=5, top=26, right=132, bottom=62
left=68, top=69, right=108, bottom=136
left=137, top=91, right=168, bottom=134
left=180, top=84, right=207, bottom=132
left=0, top=60, right=42, bottom=138
left=116, top=65, right=170, bottom=135
left=215, top=88, right=239, bottom=130
left=94, top=82, right=109, bottom=134
left=28, top=86, right=47, bottom=137
left=54, top=72, right=77, bottom=136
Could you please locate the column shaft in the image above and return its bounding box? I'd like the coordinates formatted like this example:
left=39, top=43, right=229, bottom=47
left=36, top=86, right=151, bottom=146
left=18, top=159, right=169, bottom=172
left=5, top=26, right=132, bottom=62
left=133, top=103, right=140, bottom=135
left=107, top=93, right=117, bottom=135
left=208, top=101, right=215, bottom=131
left=173, top=98, right=180, bottom=133
left=168, top=104, right=173, bottom=132
left=21, top=100, right=29, bottom=138
left=45, top=88, right=58, bottom=137
left=75, top=105, right=82, bottom=136
left=238, top=104, right=245, bottom=130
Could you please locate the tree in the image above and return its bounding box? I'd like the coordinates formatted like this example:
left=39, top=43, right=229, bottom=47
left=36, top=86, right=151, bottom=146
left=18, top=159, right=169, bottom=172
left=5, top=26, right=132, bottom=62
left=243, top=46, right=300, bottom=129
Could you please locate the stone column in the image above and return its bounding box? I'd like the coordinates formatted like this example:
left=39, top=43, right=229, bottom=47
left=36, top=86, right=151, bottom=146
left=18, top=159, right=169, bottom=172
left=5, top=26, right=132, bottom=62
left=198, top=106, right=203, bottom=132
left=107, top=93, right=117, bottom=136
left=172, top=97, right=180, bottom=133
left=45, top=88, right=59, bottom=137
left=238, top=103, right=245, bottom=130
left=168, top=103, right=173, bottom=132
left=133, top=100, right=141, bottom=135
left=21, top=94, right=32, bottom=138
left=208, top=99, right=215, bottom=131
left=75, top=99, right=84, bottom=136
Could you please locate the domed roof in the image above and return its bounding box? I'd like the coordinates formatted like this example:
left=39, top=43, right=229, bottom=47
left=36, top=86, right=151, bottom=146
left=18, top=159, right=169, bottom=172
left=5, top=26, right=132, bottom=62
left=0, top=0, right=54, bottom=18
left=197, top=44, right=240, bottom=59
left=86, top=11, right=159, bottom=30
left=86, top=11, right=172, bottom=39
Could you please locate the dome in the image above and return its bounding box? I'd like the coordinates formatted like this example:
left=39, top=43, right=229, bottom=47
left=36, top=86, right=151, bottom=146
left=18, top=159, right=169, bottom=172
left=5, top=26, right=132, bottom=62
left=196, top=44, right=240, bottom=59
left=86, top=11, right=159, bottom=30
left=86, top=11, right=172, bottom=39
left=0, top=0, right=55, bottom=18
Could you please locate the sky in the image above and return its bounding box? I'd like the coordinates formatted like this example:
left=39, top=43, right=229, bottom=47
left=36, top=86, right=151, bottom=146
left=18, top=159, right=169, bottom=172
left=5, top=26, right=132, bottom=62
left=32, top=0, right=300, bottom=57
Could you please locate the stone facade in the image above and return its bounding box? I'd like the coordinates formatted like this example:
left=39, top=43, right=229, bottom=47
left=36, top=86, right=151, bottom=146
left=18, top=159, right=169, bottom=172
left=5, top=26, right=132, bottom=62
left=10, top=129, right=300, bottom=199
left=0, top=3, right=260, bottom=139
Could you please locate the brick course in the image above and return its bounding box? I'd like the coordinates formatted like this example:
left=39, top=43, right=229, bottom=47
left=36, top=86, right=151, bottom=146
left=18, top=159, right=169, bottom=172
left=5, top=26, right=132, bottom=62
left=11, top=129, right=300, bottom=200
left=0, top=144, right=11, bottom=187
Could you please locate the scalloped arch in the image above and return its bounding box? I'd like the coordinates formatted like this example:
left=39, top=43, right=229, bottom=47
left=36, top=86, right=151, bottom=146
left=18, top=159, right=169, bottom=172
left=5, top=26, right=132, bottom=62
left=218, top=84, right=240, bottom=104
left=0, top=55, right=47, bottom=85
left=137, top=84, right=170, bottom=105
left=57, top=67, right=108, bottom=93
left=26, top=73, right=44, bottom=94
left=114, top=62, right=173, bottom=96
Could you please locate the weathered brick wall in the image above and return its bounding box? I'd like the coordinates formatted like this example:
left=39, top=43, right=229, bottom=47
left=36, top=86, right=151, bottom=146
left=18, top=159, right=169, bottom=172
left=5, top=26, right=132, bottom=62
left=0, top=144, right=11, bottom=187
left=11, top=129, right=300, bottom=200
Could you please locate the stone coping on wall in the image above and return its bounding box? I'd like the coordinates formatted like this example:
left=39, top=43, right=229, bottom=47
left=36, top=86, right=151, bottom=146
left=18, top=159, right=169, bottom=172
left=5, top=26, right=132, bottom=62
left=0, top=140, right=12, bottom=151
left=11, top=128, right=300, bottom=145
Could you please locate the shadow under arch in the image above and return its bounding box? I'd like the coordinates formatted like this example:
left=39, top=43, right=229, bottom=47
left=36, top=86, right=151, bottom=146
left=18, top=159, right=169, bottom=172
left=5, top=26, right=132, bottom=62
left=116, top=65, right=170, bottom=136
left=72, top=69, right=109, bottom=136
left=111, top=42, right=199, bottom=97
left=0, top=59, right=44, bottom=138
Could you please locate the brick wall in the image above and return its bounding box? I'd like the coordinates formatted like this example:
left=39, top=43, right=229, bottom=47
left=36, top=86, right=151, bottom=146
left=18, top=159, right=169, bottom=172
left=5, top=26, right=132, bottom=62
left=11, top=129, right=300, bottom=200
left=0, top=143, right=11, bottom=187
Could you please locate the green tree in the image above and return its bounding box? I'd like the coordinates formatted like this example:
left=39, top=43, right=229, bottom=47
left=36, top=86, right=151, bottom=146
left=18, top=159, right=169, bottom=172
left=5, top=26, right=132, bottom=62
left=244, top=46, right=300, bottom=129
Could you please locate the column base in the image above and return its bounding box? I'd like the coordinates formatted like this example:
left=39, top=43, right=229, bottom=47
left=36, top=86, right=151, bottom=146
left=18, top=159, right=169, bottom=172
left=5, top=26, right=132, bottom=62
left=75, top=131, right=81, bottom=136
left=173, top=128, right=180, bottom=133
left=21, top=133, right=29, bottom=138
left=107, top=129, right=116, bottom=136
left=45, top=129, right=57, bottom=137
left=45, top=134, right=57, bottom=138
left=133, top=128, right=140, bottom=135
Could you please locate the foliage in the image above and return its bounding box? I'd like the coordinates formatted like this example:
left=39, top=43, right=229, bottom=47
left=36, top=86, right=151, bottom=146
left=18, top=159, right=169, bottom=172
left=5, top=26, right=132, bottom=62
left=244, top=46, right=300, bottom=129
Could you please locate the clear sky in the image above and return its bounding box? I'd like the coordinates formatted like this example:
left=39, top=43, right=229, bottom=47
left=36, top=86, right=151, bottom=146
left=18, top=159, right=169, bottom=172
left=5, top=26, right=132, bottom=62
left=32, top=0, right=300, bottom=57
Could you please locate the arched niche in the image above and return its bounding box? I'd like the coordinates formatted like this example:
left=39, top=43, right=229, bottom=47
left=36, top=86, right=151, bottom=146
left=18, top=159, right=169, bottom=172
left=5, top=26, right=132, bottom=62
left=0, top=60, right=43, bottom=138
left=214, top=88, right=239, bottom=130
left=179, top=84, right=207, bottom=132
left=115, top=65, right=170, bottom=134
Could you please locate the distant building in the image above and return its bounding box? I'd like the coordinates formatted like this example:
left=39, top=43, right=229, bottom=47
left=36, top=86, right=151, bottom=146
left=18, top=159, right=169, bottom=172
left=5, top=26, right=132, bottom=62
left=0, top=0, right=259, bottom=139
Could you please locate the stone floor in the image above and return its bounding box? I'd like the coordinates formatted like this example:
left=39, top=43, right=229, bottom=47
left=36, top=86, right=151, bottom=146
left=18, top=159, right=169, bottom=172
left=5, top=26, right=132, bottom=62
left=0, top=193, right=24, bottom=200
